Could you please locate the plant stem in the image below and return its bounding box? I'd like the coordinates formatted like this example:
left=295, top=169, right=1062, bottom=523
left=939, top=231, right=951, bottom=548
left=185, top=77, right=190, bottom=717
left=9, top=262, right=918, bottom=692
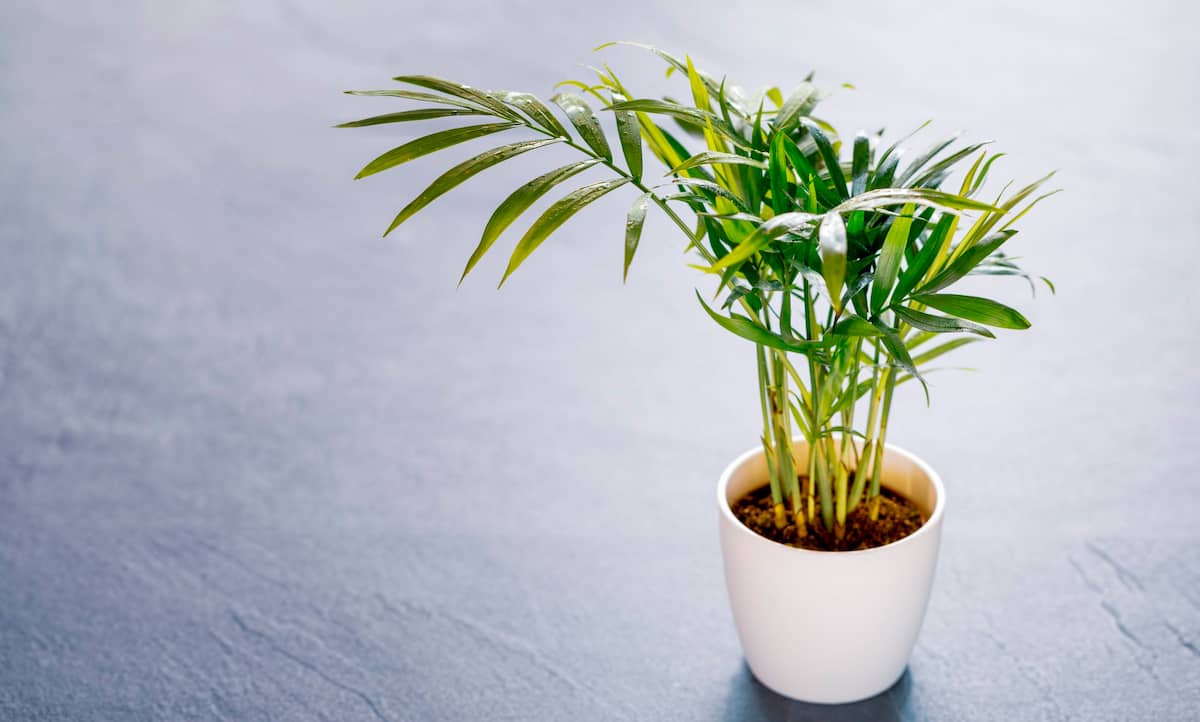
left=869, top=364, right=898, bottom=521
left=756, top=344, right=785, bottom=527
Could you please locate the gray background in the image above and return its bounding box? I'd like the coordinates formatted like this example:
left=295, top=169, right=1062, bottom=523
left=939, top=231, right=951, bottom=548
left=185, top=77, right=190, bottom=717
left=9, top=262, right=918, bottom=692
left=1, top=1, right=1197, bottom=720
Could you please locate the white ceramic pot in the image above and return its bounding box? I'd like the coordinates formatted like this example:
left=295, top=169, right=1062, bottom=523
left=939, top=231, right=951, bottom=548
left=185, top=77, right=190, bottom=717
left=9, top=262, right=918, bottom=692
left=717, top=439, right=945, bottom=704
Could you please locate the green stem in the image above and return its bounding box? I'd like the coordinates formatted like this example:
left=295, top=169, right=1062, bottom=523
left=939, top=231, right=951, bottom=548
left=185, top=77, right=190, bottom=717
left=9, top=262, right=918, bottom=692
left=869, top=365, right=898, bottom=520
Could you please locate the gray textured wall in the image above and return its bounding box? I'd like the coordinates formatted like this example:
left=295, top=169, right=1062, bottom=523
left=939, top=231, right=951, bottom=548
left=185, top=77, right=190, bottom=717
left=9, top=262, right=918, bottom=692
left=1, top=1, right=1197, bottom=720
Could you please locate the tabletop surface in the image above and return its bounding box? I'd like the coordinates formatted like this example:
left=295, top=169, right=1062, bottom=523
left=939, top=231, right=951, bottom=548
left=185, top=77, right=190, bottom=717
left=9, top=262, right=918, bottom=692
left=2, top=1, right=1198, bottom=720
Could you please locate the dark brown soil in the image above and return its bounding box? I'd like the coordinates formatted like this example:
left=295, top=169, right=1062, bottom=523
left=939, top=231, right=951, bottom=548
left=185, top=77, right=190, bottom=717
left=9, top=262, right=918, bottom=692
left=732, top=479, right=925, bottom=551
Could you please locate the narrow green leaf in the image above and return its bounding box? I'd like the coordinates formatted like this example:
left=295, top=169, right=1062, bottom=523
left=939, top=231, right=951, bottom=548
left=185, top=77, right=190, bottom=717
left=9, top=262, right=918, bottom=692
left=831, top=188, right=999, bottom=214
left=774, top=82, right=819, bottom=132
left=799, top=118, right=848, bottom=199
left=344, top=89, right=485, bottom=111
left=497, top=91, right=571, bottom=137
left=870, top=204, right=915, bottom=313
left=460, top=160, right=601, bottom=283
left=896, top=132, right=960, bottom=185
left=851, top=132, right=871, bottom=196
left=624, top=192, right=650, bottom=282
left=336, top=108, right=484, bottom=127
left=354, top=122, right=516, bottom=179
left=695, top=291, right=825, bottom=354
left=392, top=75, right=519, bottom=119
left=893, top=214, right=954, bottom=302
left=892, top=305, right=995, bottom=338
left=911, top=293, right=1031, bottom=329
left=383, top=138, right=560, bottom=236
left=779, top=134, right=838, bottom=207
left=501, top=178, right=630, bottom=285
left=669, top=151, right=766, bottom=174
left=871, top=318, right=928, bottom=401
left=917, top=229, right=1016, bottom=294
left=768, top=132, right=790, bottom=214
left=552, top=93, right=612, bottom=161
left=818, top=211, right=847, bottom=310
left=611, top=93, right=643, bottom=180
left=608, top=99, right=749, bottom=148
left=665, top=178, right=750, bottom=212
left=708, top=227, right=770, bottom=272
left=830, top=316, right=881, bottom=337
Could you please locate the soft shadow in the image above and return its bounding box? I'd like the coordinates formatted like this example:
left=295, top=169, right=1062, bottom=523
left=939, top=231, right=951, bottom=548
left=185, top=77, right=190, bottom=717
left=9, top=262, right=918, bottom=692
left=720, top=663, right=913, bottom=722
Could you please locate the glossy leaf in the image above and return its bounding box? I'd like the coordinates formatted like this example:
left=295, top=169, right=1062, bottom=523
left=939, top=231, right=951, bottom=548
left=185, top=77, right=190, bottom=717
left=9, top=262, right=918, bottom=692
left=818, top=211, right=847, bottom=310
left=336, top=108, right=484, bottom=127
left=624, top=192, right=650, bottom=282
left=893, top=214, right=954, bottom=302
left=669, top=151, right=767, bottom=174
left=498, top=92, right=571, bottom=137
left=831, top=188, right=999, bottom=214
left=392, top=75, right=519, bottom=119
left=354, top=122, right=516, bottom=179
left=892, top=305, right=995, bottom=338
left=800, top=118, right=848, bottom=199
left=344, top=89, right=486, bottom=111
left=696, top=291, right=825, bottom=354
left=911, top=293, right=1031, bottom=329
left=501, top=178, right=630, bottom=285
left=552, top=93, right=612, bottom=161
left=917, top=229, right=1016, bottom=294
left=611, top=93, right=643, bottom=180
left=460, top=160, right=601, bottom=283
left=384, top=138, right=561, bottom=236
left=870, top=204, right=914, bottom=313
left=851, top=132, right=870, bottom=196
left=774, top=82, right=818, bottom=132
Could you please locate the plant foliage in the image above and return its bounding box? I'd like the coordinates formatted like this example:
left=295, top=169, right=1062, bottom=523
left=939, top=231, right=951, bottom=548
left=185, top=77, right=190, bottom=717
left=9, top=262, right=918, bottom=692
left=340, top=43, right=1058, bottom=539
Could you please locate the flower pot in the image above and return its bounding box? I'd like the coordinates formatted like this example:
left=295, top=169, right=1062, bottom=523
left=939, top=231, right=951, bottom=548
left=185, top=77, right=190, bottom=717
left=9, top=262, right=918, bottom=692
left=717, top=439, right=945, bottom=704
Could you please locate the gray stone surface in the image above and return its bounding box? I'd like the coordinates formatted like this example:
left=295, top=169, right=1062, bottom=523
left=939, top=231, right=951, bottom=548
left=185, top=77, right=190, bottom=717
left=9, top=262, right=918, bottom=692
left=1, top=1, right=1197, bottom=720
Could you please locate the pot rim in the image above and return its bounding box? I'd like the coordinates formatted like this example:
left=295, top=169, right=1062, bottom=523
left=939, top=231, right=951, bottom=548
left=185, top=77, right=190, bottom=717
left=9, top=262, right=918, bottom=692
left=717, top=439, right=945, bottom=557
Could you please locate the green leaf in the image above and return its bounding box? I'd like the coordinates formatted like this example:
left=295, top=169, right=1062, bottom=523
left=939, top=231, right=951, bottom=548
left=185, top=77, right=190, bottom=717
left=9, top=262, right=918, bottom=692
left=799, top=118, right=848, bottom=200
left=892, top=305, right=995, bottom=338
left=851, top=132, right=871, bottom=196
left=624, top=192, right=650, bottom=282
left=392, top=75, right=519, bottom=119
left=818, top=211, right=847, bottom=311
left=335, top=108, right=485, bottom=127
left=917, top=229, right=1016, bottom=294
left=708, top=227, right=770, bottom=272
left=608, top=99, right=749, bottom=149
left=354, top=122, right=516, bottom=179
left=871, top=318, right=928, bottom=402
left=893, top=214, right=953, bottom=302
left=382, top=138, right=561, bottom=236
left=665, top=178, right=750, bottom=212
left=831, top=188, right=999, bottom=214
left=501, top=178, right=630, bottom=285
left=344, top=89, right=488, bottom=111
left=669, top=151, right=767, bottom=174
left=768, top=132, right=790, bottom=214
left=870, top=204, right=914, bottom=313
left=830, top=315, right=881, bottom=337
left=552, top=93, right=612, bottom=161
left=695, top=291, right=825, bottom=354
left=497, top=91, right=571, bottom=137
left=460, top=160, right=601, bottom=283
left=611, top=93, right=643, bottom=180
left=911, top=293, right=1031, bottom=329
left=774, top=82, right=819, bottom=132
left=896, top=132, right=960, bottom=185
left=779, top=134, right=838, bottom=208
left=911, top=337, right=979, bottom=366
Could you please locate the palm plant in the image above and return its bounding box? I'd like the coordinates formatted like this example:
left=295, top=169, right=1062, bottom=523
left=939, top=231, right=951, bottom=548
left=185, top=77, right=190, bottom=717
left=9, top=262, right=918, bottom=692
left=339, top=43, right=1057, bottom=544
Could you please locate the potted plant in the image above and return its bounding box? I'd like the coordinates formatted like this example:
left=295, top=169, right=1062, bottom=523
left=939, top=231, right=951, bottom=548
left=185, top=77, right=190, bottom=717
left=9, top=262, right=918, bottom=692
left=338, top=43, right=1057, bottom=704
